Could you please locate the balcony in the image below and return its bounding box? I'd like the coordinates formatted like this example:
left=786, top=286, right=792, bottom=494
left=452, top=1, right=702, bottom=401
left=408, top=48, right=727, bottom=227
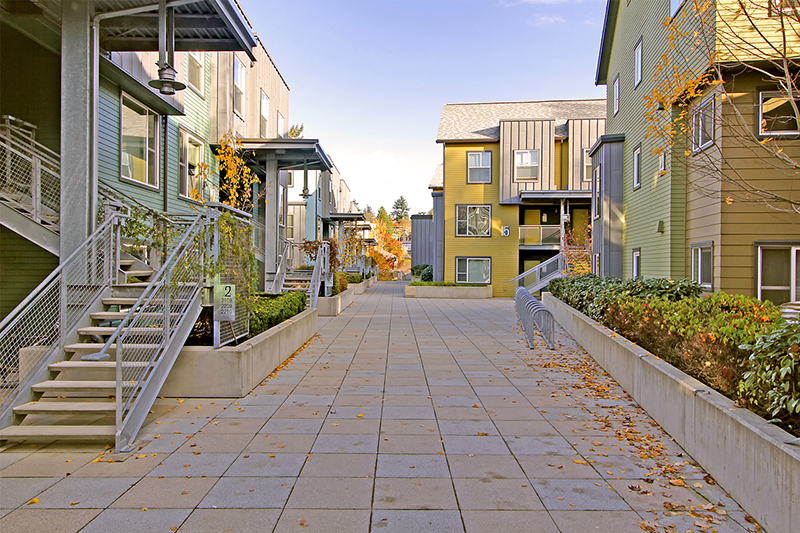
left=519, top=225, right=560, bottom=247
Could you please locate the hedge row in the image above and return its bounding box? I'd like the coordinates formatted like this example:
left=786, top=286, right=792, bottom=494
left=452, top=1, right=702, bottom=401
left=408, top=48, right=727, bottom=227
left=249, top=291, right=307, bottom=338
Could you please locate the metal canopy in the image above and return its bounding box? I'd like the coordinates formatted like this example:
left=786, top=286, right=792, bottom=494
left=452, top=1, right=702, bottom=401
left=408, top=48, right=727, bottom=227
left=95, top=0, right=257, bottom=60
left=329, top=212, right=366, bottom=222
left=519, top=191, right=592, bottom=201
left=238, top=138, right=335, bottom=172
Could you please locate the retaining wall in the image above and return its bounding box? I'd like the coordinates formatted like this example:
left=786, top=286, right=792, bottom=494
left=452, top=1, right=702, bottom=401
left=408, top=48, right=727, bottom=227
left=404, top=285, right=493, bottom=299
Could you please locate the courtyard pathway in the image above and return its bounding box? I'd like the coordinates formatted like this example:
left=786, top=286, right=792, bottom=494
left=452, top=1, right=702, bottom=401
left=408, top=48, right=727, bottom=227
left=0, top=282, right=762, bottom=532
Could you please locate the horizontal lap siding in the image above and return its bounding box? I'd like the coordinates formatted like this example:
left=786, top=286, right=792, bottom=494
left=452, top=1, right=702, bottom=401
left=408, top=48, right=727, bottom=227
left=0, top=227, right=58, bottom=321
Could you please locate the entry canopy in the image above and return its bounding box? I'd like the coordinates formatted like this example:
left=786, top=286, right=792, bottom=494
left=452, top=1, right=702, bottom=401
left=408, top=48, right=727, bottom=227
left=239, top=138, right=335, bottom=172
left=329, top=212, right=367, bottom=222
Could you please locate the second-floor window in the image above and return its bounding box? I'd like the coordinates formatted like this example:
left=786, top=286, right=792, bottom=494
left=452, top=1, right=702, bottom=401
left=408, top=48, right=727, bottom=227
left=633, top=144, right=641, bottom=190
left=286, top=214, right=294, bottom=239
left=233, top=56, right=245, bottom=117
left=632, top=248, right=642, bottom=279
left=277, top=111, right=285, bottom=138
left=514, top=150, right=539, bottom=181
left=691, top=243, right=713, bottom=289
left=692, top=97, right=715, bottom=151
left=456, top=205, right=491, bottom=237
left=179, top=130, right=204, bottom=200
left=260, top=90, right=270, bottom=138
left=121, top=95, right=159, bottom=188
left=187, top=51, right=203, bottom=95
left=613, top=75, right=620, bottom=115
left=467, top=151, right=491, bottom=183
left=634, top=39, right=643, bottom=88
left=760, top=91, right=800, bottom=135
left=583, top=149, right=592, bottom=181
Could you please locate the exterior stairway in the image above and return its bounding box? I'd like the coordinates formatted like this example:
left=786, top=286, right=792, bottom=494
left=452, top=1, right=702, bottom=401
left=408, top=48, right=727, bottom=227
left=282, top=269, right=314, bottom=294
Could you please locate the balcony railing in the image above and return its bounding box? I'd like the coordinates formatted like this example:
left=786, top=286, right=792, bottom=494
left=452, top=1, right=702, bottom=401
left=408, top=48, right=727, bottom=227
left=519, top=225, right=560, bottom=246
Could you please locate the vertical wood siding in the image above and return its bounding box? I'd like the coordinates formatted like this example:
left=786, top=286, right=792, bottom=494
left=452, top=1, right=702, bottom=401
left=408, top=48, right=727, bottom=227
left=567, top=119, right=606, bottom=191
left=499, top=120, right=555, bottom=203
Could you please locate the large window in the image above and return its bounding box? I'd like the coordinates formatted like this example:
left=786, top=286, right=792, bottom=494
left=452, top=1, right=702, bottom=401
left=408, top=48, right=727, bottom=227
left=187, top=51, right=203, bottom=95
left=467, top=151, right=492, bottom=183
left=121, top=96, right=159, bottom=188
left=233, top=56, right=245, bottom=117
left=456, top=257, right=491, bottom=284
left=691, top=243, right=713, bottom=289
left=514, top=150, right=539, bottom=181
left=632, top=247, right=641, bottom=279
left=634, top=39, right=643, bottom=88
left=260, top=90, right=270, bottom=138
left=179, top=130, right=204, bottom=200
left=613, top=75, right=620, bottom=115
left=671, top=0, right=686, bottom=15
left=456, top=205, right=491, bottom=237
left=759, top=91, right=800, bottom=135
left=692, top=97, right=715, bottom=151
left=633, top=144, right=641, bottom=190
left=286, top=214, right=295, bottom=239
left=757, top=244, right=800, bottom=305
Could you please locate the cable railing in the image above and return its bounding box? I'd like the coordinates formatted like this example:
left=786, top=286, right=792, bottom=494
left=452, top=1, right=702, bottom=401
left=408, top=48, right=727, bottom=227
left=0, top=209, right=127, bottom=421
left=515, top=287, right=555, bottom=350
left=507, top=253, right=565, bottom=293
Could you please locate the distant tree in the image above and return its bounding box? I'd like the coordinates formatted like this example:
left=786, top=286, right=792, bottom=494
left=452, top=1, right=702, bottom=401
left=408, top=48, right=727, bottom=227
left=377, top=206, right=392, bottom=226
left=363, top=205, right=375, bottom=222
left=391, top=196, right=410, bottom=221
left=288, top=124, right=304, bottom=139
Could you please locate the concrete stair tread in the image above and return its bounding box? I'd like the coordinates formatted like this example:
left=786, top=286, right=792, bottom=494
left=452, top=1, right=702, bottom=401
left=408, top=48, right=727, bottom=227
left=0, top=425, right=115, bottom=442
left=91, top=311, right=180, bottom=321
left=64, top=343, right=159, bottom=352
left=13, top=401, right=116, bottom=414
left=124, top=270, right=154, bottom=278
left=32, top=380, right=119, bottom=392
left=119, top=259, right=135, bottom=267
left=78, top=326, right=164, bottom=336
left=49, top=361, right=117, bottom=370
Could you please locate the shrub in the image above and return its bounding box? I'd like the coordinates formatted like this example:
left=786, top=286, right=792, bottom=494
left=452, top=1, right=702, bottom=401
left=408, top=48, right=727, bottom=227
left=346, top=273, right=363, bottom=284
left=249, top=291, right=306, bottom=338
left=332, top=271, right=348, bottom=295
left=411, top=264, right=431, bottom=277
left=296, top=264, right=314, bottom=271
left=420, top=265, right=433, bottom=282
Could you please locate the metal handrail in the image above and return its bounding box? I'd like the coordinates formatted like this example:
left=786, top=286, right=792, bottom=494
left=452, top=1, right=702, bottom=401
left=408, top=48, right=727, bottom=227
left=515, top=287, right=555, bottom=350
left=519, top=225, right=561, bottom=245
left=0, top=115, right=60, bottom=169
left=307, top=241, right=330, bottom=308
left=0, top=136, right=61, bottom=232
left=507, top=253, right=565, bottom=287
left=270, top=239, right=291, bottom=294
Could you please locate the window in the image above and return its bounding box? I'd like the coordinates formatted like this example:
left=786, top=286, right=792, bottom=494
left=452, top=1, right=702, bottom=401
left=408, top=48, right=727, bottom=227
left=260, top=90, right=270, bottom=138
left=632, top=248, right=641, bottom=279
left=286, top=214, right=294, bottom=239
left=770, top=0, right=800, bottom=16
left=593, top=253, right=600, bottom=275
left=277, top=111, right=285, bottom=138
left=233, top=56, right=245, bottom=117
left=456, top=257, right=491, bottom=284
left=691, top=243, right=713, bottom=289
left=634, top=39, right=643, bottom=88
left=513, top=150, right=539, bottom=181
left=121, top=96, right=159, bottom=188
left=287, top=171, right=294, bottom=187
left=593, top=164, right=601, bottom=220
left=456, top=205, right=491, bottom=237
left=179, top=130, right=204, bottom=199
left=671, top=0, right=686, bottom=15
left=467, top=151, right=492, bottom=183
left=757, top=245, right=800, bottom=304
left=692, top=97, right=715, bottom=151
left=759, top=91, right=800, bottom=135
left=583, top=149, right=592, bottom=181
left=613, top=75, right=620, bottom=115
left=633, top=144, right=641, bottom=189
left=187, top=51, right=203, bottom=95
left=659, top=152, right=666, bottom=173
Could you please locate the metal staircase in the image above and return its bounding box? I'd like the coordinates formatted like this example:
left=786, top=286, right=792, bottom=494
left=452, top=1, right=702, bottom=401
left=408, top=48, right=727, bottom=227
left=507, top=253, right=567, bottom=293
left=269, top=238, right=331, bottom=308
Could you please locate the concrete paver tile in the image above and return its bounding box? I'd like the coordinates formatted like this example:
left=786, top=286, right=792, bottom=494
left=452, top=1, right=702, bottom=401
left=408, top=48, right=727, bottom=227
left=298, top=453, right=376, bottom=478
left=216, top=404, right=279, bottom=419
left=243, top=433, right=317, bottom=454
left=274, top=509, right=370, bottom=532
left=320, top=418, right=380, bottom=434
left=198, top=476, right=294, bottom=508
left=486, top=407, right=546, bottom=421
left=590, top=455, right=666, bottom=480
left=549, top=510, right=645, bottom=533
left=70, top=454, right=161, bottom=478
left=516, top=454, right=604, bottom=479
left=493, top=420, right=560, bottom=437
left=0, top=452, right=97, bottom=477
left=445, top=454, right=526, bottom=480
left=0, top=476, right=61, bottom=508
left=373, top=478, right=458, bottom=509
left=146, top=452, right=237, bottom=477
left=224, top=453, right=306, bottom=477
left=133, top=436, right=186, bottom=454
left=370, top=510, right=463, bottom=532
left=271, top=405, right=328, bottom=419
left=461, top=510, right=559, bottom=532
left=430, top=395, right=481, bottom=407
left=327, top=406, right=382, bottom=419
left=80, top=508, right=190, bottom=533
left=381, top=394, right=434, bottom=407
left=284, top=476, right=373, bottom=509
left=433, top=406, right=492, bottom=420
left=550, top=420, right=611, bottom=436
left=331, top=395, right=383, bottom=407
left=442, top=435, right=510, bottom=455
left=503, top=435, right=577, bottom=455
left=311, top=434, right=378, bottom=454
left=636, top=510, right=750, bottom=533
left=454, top=478, right=546, bottom=510
left=438, top=419, right=499, bottom=436
left=382, top=386, right=429, bottom=395
left=179, top=509, right=281, bottom=532
left=176, top=432, right=254, bottom=454
left=381, top=405, right=436, bottom=419
left=530, top=478, right=632, bottom=511
left=379, top=434, right=444, bottom=454
left=283, top=394, right=336, bottom=405
left=237, top=393, right=290, bottom=406
left=376, top=454, right=449, bottom=478
left=608, top=478, right=708, bottom=510
left=139, top=418, right=206, bottom=436
left=33, top=477, right=137, bottom=508
left=0, top=508, right=101, bottom=533
left=199, top=418, right=267, bottom=434
left=260, top=418, right=324, bottom=434
left=379, top=419, right=440, bottom=435
left=109, top=477, right=216, bottom=508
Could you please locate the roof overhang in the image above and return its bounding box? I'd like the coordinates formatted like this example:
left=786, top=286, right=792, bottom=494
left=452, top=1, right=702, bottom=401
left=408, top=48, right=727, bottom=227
left=520, top=191, right=592, bottom=201
left=329, top=212, right=366, bottom=222
left=595, top=0, right=620, bottom=86
left=588, top=133, right=625, bottom=157
left=238, top=138, right=335, bottom=172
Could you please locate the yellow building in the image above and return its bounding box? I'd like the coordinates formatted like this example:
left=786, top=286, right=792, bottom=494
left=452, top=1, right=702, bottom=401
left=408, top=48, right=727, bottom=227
left=433, top=100, right=606, bottom=297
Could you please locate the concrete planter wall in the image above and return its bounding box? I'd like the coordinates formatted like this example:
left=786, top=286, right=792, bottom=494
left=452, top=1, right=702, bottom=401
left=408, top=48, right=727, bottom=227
left=159, top=308, right=318, bottom=398
left=405, top=284, right=493, bottom=299
left=350, top=280, right=368, bottom=295
left=317, top=287, right=355, bottom=316
left=542, top=292, right=800, bottom=533
left=366, top=276, right=375, bottom=288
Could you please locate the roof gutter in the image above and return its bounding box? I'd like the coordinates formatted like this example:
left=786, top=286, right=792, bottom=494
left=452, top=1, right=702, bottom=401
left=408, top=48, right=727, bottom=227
left=595, top=0, right=620, bottom=86
left=210, top=0, right=257, bottom=61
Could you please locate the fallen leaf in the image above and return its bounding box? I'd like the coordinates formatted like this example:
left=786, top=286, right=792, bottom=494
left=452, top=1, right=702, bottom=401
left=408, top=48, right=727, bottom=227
left=181, top=491, right=189, bottom=495
left=70, top=502, right=80, bottom=506
left=27, top=499, right=40, bottom=505
left=356, top=414, right=364, bottom=418
left=178, top=399, right=184, bottom=404
left=299, top=520, right=309, bottom=527
left=573, top=459, right=588, bottom=465
left=141, top=507, right=147, bottom=511
left=669, top=479, right=685, bottom=486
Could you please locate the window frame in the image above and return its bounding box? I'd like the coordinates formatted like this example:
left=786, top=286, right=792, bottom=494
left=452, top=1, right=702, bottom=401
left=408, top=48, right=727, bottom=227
left=769, top=0, right=800, bottom=16
left=187, top=51, right=204, bottom=96
left=260, top=90, right=270, bottom=138
left=613, top=75, right=620, bottom=115
left=178, top=129, right=204, bottom=201
left=691, top=242, right=714, bottom=290
left=455, top=204, right=492, bottom=237
left=467, top=151, right=493, bottom=183
left=277, top=111, right=285, bottom=138
left=120, top=94, right=160, bottom=190
left=759, top=90, right=800, bottom=136
left=286, top=213, right=295, bottom=240
left=634, top=38, right=643, bottom=88
left=756, top=243, right=800, bottom=304
left=632, top=247, right=641, bottom=279
left=513, top=149, right=539, bottom=182
left=692, top=96, right=715, bottom=151
left=583, top=149, right=592, bottom=181
left=659, top=152, right=666, bottom=173
left=233, top=55, right=246, bottom=118
left=455, top=256, right=492, bottom=284
left=593, top=164, right=601, bottom=220
left=632, top=144, right=641, bottom=190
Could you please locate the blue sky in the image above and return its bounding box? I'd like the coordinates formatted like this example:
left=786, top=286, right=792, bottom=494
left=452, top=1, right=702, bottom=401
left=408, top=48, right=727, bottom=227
left=238, top=0, right=608, bottom=214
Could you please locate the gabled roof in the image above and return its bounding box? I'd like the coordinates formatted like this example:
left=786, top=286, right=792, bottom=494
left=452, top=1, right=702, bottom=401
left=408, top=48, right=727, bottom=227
left=429, top=164, right=443, bottom=190
left=595, top=0, right=621, bottom=86
left=436, top=99, right=606, bottom=143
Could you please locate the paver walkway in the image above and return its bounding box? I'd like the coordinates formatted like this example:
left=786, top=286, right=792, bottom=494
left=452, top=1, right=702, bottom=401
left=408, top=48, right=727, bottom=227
left=0, top=282, right=763, bottom=532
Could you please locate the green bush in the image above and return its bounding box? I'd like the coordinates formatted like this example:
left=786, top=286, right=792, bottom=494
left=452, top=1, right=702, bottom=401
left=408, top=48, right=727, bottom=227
left=740, top=321, right=800, bottom=434
left=249, top=291, right=306, bottom=338
left=332, top=271, right=348, bottom=295
left=296, top=264, right=314, bottom=271
left=420, top=265, right=433, bottom=282
left=408, top=281, right=487, bottom=287
left=411, top=264, right=431, bottom=277
left=346, top=273, right=363, bottom=284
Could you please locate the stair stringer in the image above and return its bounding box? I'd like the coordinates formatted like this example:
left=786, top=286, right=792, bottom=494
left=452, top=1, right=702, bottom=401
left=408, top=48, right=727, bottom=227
left=115, top=288, right=204, bottom=451
left=0, top=285, right=113, bottom=429
left=0, top=202, right=59, bottom=256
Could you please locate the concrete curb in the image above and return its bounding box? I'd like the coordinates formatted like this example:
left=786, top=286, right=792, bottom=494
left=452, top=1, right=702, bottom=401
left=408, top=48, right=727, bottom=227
left=542, top=292, right=799, bottom=533
left=404, top=284, right=493, bottom=299
left=317, top=287, right=355, bottom=316
left=159, top=308, right=318, bottom=398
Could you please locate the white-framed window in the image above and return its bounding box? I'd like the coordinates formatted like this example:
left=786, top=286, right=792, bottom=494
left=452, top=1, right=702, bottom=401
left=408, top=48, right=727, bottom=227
left=632, top=247, right=641, bottom=279
left=671, top=0, right=686, bottom=16
left=583, top=149, right=592, bottom=181
left=593, top=164, right=601, bottom=220
left=659, top=152, right=666, bottom=173
left=233, top=56, right=245, bottom=117
left=633, top=144, right=641, bottom=190
left=187, top=51, right=204, bottom=95
left=179, top=130, right=204, bottom=200
left=691, top=243, right=713, bottom=289
left=456, top=205, right=491, bottom=237
left=634, top=39, right=643, bottom=88
left=593, top=253, right=600, bottom=274
left=613, top=75, right=620, bottom=115
left=513, top=150, right=539, bottom=181
left=286, top=213, right=294, bottom=239
left=757, top=244, right=800, bottom=305
left=277, top=111, right=285, bottom=138
left=120, top=95, right=159, bottom=188
left=692, top=97, right=715, bottom=151
left=467, top=151, right=492, bottom=183
left=287, top=171, right=294, bottom=188
left=759, top=91, right=800, bottom=135
left=260, top=90, right=270, bottom=138
left=456, top=257, right=491, bottom=284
